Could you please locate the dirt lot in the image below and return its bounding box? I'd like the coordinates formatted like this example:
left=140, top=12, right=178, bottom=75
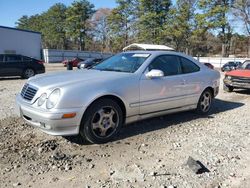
left=0, top=65, right=250, bottom=188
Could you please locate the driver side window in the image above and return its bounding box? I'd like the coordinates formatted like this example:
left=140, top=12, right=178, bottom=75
left=0, top=55, right=4, bottom=63
left=149, top=55, right=181, bottom=76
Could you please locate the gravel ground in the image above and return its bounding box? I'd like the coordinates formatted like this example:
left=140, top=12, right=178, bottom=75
left=0, top=66, right=250, bottom=188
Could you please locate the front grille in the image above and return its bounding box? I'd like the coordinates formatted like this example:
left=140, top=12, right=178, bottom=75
left=21, top=84, right=38, bottom=101
left=231, top=76, right=250, bottom=84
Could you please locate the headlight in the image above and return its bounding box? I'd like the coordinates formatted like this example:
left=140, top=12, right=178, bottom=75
left=227, top=76, right=231, bottom=80
left=37, top=93, right=47, bottom=106
left=46, top=89, right=61, bottom=109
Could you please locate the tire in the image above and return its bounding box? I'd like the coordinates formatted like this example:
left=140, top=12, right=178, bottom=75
left=22, top=68, right=35, bottom=79
left=223, top=84, right=234, bottom=92
left=196, top=89, right=213, bottom=115
left=79, top=99, right=123, bottom=144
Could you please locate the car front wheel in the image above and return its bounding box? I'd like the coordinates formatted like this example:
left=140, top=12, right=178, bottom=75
left=80, top=99, right=123, bottom=144
left=196, top=89, right=212, bottom=115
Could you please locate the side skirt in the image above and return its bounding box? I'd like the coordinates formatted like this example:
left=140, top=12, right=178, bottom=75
left=125, top=104, right=197, bottom=124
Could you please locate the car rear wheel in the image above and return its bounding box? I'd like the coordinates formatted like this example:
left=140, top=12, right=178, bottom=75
left=22, top=68, right=35, bottom=79
left=196, top=89, right=212, bottom=115
left=223, top=84, right=234, bottom=92
left=79, top=99, right=123, bottom=144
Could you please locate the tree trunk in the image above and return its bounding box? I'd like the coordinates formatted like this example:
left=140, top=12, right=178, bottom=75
left=248, top=36, right=250, bottom=58
left=222, top=44, right=226, bottom=57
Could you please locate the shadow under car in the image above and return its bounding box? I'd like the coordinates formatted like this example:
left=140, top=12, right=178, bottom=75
left=65, top=98, right=244, bottom=145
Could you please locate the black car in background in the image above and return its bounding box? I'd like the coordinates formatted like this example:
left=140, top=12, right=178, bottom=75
left=0, top=54, right=45, bottom=79
left=77, top=58, right=103, bottom=69
left=221, top=61, right=242, bottom=72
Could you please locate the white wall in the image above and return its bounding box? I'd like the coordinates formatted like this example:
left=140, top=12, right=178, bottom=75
left=195, top=57, right=250, bottom=68
left=43, top=49, right=113, bottom=63
left=0, top=27, right=41, bottom=59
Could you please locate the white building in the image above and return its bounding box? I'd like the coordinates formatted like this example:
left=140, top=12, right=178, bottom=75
left=0, top=26, right=42, bottom=59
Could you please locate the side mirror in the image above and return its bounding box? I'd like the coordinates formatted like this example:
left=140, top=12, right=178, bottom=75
left=145, top=69, right=164, bottom=79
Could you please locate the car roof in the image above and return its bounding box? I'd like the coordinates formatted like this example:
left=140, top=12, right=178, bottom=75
left=122, top=50, right=188, bottom=57
left=123, top=43, right=175, bottom=51
left=0, top=54, right=27, bottom=56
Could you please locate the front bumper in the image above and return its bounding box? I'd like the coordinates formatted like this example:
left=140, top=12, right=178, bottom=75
left=213, top=86, right=219, bottom=97
left=15, top=94, right=85, bottom=136
left=224, top=79, right=250, bottom=89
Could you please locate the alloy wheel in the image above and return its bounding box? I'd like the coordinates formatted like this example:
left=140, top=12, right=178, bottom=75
left=91, top=106, right=119, bottom=138
left=200, top=91, right=212, bottom=112
left=24, top=69, right=35, bottom=78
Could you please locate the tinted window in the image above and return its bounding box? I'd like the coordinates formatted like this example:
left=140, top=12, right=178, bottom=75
left=0, top=55, right=4, bottom=63
left=241, top=61, right=250, bottom=70
left=149, top=55, right=181, bottom=76
left=228, top=62, right=235, bottom=65
left=6, top=55, right=21, bottom=62
left=180, top=57, right=200, bottom=74
left=93, top=53, right=150, bottom=73
left=22, top=56, right=32, bottom=62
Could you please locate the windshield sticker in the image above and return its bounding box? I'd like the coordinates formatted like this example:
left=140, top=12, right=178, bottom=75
left=132, top=54, right=150, bottom=58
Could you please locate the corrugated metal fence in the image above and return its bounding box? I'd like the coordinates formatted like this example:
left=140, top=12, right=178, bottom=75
left=43, top=49, right=113, bottom=63
left=195, top=57, right=249, bottom=68
left=43, top=49, right=249, bottom=67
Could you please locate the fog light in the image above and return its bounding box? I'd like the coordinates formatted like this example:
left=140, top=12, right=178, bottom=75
left=62, top=113, right=76, bottom=119
left=40, top=122, right=51, bottom=129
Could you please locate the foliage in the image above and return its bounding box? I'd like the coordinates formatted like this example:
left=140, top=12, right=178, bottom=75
left=15, top=0, right=250, bottom=57
left=163, top=0, right=195, bottom=52
left=91, top=8, right=112, bottom=52
left=137, top=0, right=172, bottom=44
left=107, top=0, right=137, bottom=52
left=196, top=0, right=234, bottom=57
left=66, top=0, right=95, bottom=50
left=43, top=3, right=68, bottom=49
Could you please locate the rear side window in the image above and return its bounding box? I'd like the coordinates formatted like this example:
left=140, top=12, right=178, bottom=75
left=22, top=56, right=32, bottom=62
left=180, top=57, right=200, bottom=74
left=0, top=55, right=4, bottom=62
left=6, top=55, right=21, bottom=62
left=149, top=55, right=181, bottom=76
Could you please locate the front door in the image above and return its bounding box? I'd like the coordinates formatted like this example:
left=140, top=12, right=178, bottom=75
left=139, top=55, right=187, bottom=115
left=4, top=55, right=23, bottom=76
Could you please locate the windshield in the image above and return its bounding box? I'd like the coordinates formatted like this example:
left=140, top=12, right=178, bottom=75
left=240, top=61, right=250, bottom=70
left=91, top=53, right=150, bottom=73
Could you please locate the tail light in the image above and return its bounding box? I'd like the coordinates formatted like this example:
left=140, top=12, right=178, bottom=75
left=38, top=61, right=45, bottom=64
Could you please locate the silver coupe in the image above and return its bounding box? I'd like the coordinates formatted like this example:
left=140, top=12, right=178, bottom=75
left=16, top=51, right=220, bottom=144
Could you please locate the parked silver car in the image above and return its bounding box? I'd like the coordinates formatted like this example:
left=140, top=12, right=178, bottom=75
left=16, top=51, right=220, bottom=144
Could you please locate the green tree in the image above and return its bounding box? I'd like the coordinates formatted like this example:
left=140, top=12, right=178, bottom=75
left=66, top=0, right=95, bottom=51
left=43, top=3, right=68, bottom=49
left=196, top=0, right=234, bottom=57
left=16, top=14, right=44, bottom=32
left=137, top=0, right=171, bottom=44
left=164, top=0, right=195, bottom=53
left=107, top=0, right=137, bottom=52
left=16, top=15, right=30, bottom=29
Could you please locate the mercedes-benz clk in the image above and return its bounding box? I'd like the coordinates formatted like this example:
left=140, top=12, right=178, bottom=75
left=16, top=51, right=220, bottom=144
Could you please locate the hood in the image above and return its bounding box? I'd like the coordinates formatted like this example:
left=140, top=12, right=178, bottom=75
left=28, top=69, right=128, bottom=89
left=226, top=69, right=250, bottom=78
